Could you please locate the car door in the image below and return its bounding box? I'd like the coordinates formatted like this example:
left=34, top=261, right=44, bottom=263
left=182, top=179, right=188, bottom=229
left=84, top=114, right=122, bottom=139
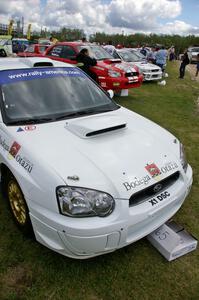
left=60, top=46, right=77, bottom=64
left=46, top=45, right=77, bottom=64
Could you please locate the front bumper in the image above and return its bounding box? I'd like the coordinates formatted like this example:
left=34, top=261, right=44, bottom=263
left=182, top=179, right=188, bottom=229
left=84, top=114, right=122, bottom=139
left=98, top=75, right=143, bottom=91
left=29, top=166, right=193, bottom=259
left=143, top=71, right=162, bottom=81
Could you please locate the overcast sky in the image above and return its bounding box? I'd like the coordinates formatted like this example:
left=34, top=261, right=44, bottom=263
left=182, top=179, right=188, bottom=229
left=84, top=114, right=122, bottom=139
left=0, top=0, right=198, bottom=36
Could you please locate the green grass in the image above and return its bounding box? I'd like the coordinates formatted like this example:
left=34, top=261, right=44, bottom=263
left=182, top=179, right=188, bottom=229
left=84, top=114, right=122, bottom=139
left=0, top=62, right=199, bottom=300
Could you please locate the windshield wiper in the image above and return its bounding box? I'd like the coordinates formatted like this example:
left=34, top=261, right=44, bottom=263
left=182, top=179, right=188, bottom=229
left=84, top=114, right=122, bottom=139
left=7, top=117, right=54, bottom=125
left=54, top=108, right=115, bottom=121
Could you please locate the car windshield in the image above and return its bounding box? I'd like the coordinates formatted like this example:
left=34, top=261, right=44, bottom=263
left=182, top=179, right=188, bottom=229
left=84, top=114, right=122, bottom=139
left=189, top=48, right=199, bottom=52
left=118, top=51, right=141, bottom=62
left=0, top=67, right=118, bottom=125
left=24, top=45, right=35, bottom=53
left=77, top=45, right=113, bottom=60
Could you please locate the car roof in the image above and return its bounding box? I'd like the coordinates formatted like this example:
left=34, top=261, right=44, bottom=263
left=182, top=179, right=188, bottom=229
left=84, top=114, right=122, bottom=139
left=51, top=42, right=93, bottom=46
left=0, top=57, right=74, bottom=71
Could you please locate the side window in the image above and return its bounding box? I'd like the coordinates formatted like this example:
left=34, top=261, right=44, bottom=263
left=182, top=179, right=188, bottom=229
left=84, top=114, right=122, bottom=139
left=112, top=50, right=120, bottom=59
left=61, top=46, right=77, bottom=60
left=6, top=40, right=12, bottom=46
left=48, top=45, right=63, bottom=57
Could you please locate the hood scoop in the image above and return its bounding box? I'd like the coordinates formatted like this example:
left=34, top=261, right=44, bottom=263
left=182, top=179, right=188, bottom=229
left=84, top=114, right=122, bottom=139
left=65, top=114, right=127, bottom=138
left=103, top=58, right=122, bottom=64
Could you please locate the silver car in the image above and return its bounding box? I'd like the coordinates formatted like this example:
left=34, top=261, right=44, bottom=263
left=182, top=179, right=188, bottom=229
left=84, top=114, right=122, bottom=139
left=188, top=47, right=199, bottom=63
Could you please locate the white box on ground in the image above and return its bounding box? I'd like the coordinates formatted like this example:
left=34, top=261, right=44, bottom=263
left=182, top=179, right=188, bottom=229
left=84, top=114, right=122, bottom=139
left=147, top=221, right=198, bottom=261
left=120, top=89, right=129, bottom=97
left=115, top=89, right=129, bottom=97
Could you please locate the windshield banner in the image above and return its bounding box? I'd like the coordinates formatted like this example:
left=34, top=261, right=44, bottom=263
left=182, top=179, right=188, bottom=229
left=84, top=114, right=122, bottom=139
left=0, top=67, right=85, bottom=85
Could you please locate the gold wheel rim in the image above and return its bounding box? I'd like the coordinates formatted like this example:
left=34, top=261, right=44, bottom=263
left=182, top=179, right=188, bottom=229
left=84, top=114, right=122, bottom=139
left=8, top=180, right=27, bottom=225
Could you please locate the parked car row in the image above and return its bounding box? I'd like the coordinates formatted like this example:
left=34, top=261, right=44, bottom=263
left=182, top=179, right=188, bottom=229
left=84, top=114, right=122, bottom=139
left=17, top=42, right=163, bottom=94
left=113, top=48, right=162, bottom=81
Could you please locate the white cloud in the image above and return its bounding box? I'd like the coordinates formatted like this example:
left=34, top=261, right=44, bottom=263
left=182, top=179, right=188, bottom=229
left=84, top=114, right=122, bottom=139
left=0, top=0, right=198, bottom=36
left=107, top=0, right=181, bottom=30
left=159, top=20, right=199, bottom=35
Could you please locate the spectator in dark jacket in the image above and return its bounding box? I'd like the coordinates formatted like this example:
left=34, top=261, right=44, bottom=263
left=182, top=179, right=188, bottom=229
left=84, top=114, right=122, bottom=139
left=76, top=48, right=97, bottom=81
left=195, top=54, right=199, bottom=78
left=179, top=49, right=190, bottom=79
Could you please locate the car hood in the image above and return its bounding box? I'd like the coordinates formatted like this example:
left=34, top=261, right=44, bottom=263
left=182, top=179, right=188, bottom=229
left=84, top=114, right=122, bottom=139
left=124, top=61, right=161, bottom=71
left=7, top=108, right=181, bottom=198
left=97, top=60, right=138, bottom=73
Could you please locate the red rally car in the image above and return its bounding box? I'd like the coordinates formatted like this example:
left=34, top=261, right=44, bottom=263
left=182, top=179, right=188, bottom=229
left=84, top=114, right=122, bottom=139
left=44, top=42, right=143, bottom=92
left=18, top=44, right=50, bottom=57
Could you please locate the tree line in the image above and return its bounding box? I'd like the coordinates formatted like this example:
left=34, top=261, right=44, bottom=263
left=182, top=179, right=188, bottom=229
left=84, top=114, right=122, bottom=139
left=90, top=32, right=199, bottom=55
left=32, top=27, right=199, bottom=55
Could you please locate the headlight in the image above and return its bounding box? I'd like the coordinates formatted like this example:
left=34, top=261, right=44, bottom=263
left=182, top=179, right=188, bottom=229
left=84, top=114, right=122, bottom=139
left=108, top=70, right=121, bottom=78
left=57, top=186, right=115, bottom=217
left=180, top=143, right=188, bottom=172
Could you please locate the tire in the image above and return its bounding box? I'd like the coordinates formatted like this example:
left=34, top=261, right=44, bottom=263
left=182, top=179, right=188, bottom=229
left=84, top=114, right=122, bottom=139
left=4, top=172, right=33, bottom=236
left=0, top=49, right=7, bottom=57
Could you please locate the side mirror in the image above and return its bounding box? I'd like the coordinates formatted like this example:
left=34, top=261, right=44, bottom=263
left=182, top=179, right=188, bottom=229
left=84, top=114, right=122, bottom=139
left=107, top=89, right=114, bottom=99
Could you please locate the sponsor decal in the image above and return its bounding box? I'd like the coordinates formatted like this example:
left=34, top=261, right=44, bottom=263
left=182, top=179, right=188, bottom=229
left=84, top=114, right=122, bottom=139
left=123, top=175, right=151, bottom=191
left=9, top=141, right=21, bottom=158
left=17, top=127, right=24, bottom=132
left=0, top=136, right=33, bottom=173
left=160, top=161, right=178, bottom=174
left=123, top=161, right=178, bottom=192
left=24, top=125, right=36, bottom=131
left=15, top=154, right=33, bottom=173
left=0, top=135, right=10, bottom=152
left=0, top=67, right=84, bottom=85
left=148, top=191, right=170, bottom=206
left=145, top=163, right=161, bottom=178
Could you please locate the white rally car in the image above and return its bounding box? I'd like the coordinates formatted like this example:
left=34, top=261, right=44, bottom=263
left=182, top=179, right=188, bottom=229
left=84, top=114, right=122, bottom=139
left=114, top=49, right=162, bottom=81
left=0, top=57, right=192, bottom=259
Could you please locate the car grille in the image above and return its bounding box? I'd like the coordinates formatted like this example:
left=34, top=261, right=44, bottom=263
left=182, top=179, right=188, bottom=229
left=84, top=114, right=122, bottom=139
left=129, top=171, right=180, bottom=206
left=125, top=71, right=139, bottom=77
left=151, top=69, right=160, bottom=72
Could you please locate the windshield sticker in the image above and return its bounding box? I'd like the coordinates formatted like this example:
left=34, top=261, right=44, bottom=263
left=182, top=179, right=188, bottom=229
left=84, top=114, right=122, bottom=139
left=0, top=67, right=85, bottom=85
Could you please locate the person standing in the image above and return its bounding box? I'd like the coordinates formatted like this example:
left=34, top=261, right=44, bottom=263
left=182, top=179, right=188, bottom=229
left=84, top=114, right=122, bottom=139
left=155, top=46, right=167, bottom=73
left=76, top=48, right=97, bottom=81
left=179, top=49, right=190, bottom=79
left=195, top=54, right=199, bottom=78
left=147, top=46, right=156, bottom=64
left=168, top=46, right=175, bottom=61
left=140, top=45, right=147, bottom=56
left=103, top=41, right=115, bottom=55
